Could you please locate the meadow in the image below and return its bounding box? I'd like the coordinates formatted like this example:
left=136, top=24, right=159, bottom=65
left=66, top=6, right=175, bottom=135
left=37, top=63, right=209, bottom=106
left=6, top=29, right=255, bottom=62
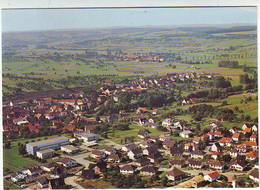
left=2, top=25, right=257, bottom=96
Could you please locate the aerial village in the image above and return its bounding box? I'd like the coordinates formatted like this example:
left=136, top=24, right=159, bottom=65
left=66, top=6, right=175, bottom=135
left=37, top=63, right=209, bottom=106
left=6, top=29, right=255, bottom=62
left=3, top=72, right=259, bottom=189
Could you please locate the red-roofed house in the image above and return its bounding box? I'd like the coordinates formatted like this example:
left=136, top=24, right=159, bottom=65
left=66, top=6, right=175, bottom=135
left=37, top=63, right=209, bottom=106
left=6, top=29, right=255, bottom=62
left=211, top=152, right=223, bottom=160
left=219, top=137, right=232, bottom=147
left=64, top=122, right=76, bottom=132
left=246, top=151, right=258, bottom=161
left=243, top=127, right=252, bottom=135
left=232, top=133, right=241, bottom=142
left=204, top=171, right=220, bottom=182
left=27, top=124, right=41, bottom=134
left=244, top=141, right=258, bottom=150
left=250, top=134, right=257, bottom=142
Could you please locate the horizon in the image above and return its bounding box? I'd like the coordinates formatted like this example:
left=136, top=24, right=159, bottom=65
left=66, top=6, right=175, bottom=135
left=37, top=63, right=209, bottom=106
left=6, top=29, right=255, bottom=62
left=2, top=7, right=257, bottom=32
left=3, top=23, right=257, bottom=34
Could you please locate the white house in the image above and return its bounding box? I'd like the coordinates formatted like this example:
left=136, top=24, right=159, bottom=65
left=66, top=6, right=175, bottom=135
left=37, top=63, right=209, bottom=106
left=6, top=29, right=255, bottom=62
left=162, top=118, right=173, bottom=128
left=120, top=165, right=135, bottom=175
left=74, top=132, right=99, bottom=146
left=252, top=125, right=258, bottom=132
left=249, top=169, right=259, bottom=183
left=242, top=124, right=248, bottom=130
left=173, top=122, right=183, bottom=130
left=204, top=171, right=220, bottom=182
left=61, top=145, right=79, bottom=154
left=36, top=149, right=54, bottom=159
left=57, top=158, right=78, bottom=168
left=180, top=130, right=192, bottom=138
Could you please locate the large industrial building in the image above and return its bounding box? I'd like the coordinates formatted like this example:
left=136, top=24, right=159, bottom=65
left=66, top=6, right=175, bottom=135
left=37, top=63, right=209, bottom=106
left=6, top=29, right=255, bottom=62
left=26, top=136, right=69, bottom=155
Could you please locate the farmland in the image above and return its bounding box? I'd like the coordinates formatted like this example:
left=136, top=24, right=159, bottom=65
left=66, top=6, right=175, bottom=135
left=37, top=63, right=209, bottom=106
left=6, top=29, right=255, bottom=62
left=3, top=25, right=257, bottom=97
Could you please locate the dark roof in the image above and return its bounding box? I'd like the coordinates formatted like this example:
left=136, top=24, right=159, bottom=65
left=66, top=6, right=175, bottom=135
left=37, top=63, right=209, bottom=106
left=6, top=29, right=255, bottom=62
left=191, top=150, right=204, bottom=155
left=208, top=160, right=223, bottom=166
left=188, top=159, right=203, bottom=166
left=42, top=162, right=57, bottom=169
left=167, top=167, right=186, bottom=177
left=105, top=146, right=117, bottom=153
left=131, top=147, right=143, bottom=155
left=121, top=165, right=134, bottom=171
left=139, top=158, right=151, bottom=166
left=170, top=146, right=184, bottom=155
left=28, top=166, right=42, bottom=173
left=141, top=165, right=157, bottom=173
left=82, top=169, right=95, bottom=179
left=163, top=139, right=175, bottom=148
left=146, top=144, right=159, bottom=155
left=232, top=160, right=247, bottom=167
left=148, top=152, right=163, bottom=160
left=249, top=168, right=259, bottom=179
left=37, top=176, right=49, bottom=185
left=170, top=159, right=186, bottom=166
left=59, top=157, right=76, bottom=164
left=126, top=143, right=138, bottom=151
left=92, top=149, right=104, bottom=156
left=49, top=177, right=65, bottom=189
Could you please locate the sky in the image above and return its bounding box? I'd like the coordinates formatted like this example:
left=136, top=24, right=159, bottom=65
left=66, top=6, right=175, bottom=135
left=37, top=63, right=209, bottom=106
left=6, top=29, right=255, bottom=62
left=2, top=7, right=257, bottom=32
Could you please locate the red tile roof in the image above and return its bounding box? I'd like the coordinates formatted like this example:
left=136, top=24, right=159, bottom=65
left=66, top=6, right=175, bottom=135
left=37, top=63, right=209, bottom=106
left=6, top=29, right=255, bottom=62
left=208, top=171, right=220, bottom=179
left=27, top=123, right=41, bottom=134
left=247, top=151, right=258, bottom=159
left=219, top=137, right=232, bottom=144
left=243, top=127, right=252, bottom=134
left=244, top=141, right=257, bottom=147
left=232, top=133, right=240, bottom=139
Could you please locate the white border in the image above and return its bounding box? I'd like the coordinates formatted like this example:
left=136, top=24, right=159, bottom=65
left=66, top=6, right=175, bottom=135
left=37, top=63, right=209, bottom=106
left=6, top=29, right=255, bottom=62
left=0, top=0, right=259, bottom=9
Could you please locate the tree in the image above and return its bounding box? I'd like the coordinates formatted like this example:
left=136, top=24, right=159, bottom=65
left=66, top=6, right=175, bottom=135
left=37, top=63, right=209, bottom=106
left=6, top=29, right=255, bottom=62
left=216, top=108, right=235, bottom=121
left=18, top=144, right=27, bottom=155
left=222, top=100, right=228, bottom=106
left=214, top=76, right=231, bottom=88
left=4, top=141, right=11, bottom=149
left=162, top=176, right=168, bottom=187
left=222, top=154, right=232, bottom=162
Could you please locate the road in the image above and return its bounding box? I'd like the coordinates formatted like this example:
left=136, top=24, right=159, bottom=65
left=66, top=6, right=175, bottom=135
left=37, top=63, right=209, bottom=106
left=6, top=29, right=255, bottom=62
left=65, top=175, right=85, bottom=190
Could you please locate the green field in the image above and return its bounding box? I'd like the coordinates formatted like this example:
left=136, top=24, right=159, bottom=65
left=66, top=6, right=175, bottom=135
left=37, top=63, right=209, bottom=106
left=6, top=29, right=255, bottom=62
left=3, top=135, right=60, bottom=175
left=4, top=179, right=21, bottom=190
left=108, top=124, right=164, bottom=144
left=223, top=93, right=258, bottom=118
left=3, top=26, right=257, bottom=95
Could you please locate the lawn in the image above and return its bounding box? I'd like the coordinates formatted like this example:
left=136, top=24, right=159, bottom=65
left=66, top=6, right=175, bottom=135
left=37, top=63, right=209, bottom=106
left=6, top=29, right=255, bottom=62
left=108, top=124, right=164, bottom=144
left=222, top=93, right=258, bottom=119
left=4, top=144, right=38, bottom=175
left=4, top=179, right=21, bottom=190
left=79, top=179, right=115, bottom=189
left=3, top=135, right=60, bottom=175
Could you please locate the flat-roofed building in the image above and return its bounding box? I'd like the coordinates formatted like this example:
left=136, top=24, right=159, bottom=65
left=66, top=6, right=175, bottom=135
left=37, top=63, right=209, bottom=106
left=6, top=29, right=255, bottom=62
left=61, top=145, right=80, bottom=154
left=36, top=148, right=55, bottom=159
left=74, top=132, right=99, bottom=146
left=26, top=136, right=69, bottom=155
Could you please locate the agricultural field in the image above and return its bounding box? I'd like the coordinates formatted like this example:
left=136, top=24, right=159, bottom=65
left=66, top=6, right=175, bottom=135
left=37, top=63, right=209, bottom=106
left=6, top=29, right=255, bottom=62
left=2, top=25, right=257, bottom=97
left=108, top=124, right=164, bottom=144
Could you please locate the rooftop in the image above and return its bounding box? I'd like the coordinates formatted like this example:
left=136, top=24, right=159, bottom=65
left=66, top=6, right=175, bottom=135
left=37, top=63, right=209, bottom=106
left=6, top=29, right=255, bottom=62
left=61, top=145, right=79, bottom=151
left=37, top=148, right=54, bottom=154
left=27, top=136, right=69, bottom=147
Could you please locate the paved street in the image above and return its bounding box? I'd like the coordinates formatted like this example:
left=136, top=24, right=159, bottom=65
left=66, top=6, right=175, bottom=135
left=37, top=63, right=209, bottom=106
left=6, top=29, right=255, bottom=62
left=65, top=175, right=85, bottom=190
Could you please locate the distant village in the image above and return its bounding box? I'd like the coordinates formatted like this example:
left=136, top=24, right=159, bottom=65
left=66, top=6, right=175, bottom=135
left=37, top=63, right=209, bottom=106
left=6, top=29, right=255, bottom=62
left=3, top=72, right=259, bottom=189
